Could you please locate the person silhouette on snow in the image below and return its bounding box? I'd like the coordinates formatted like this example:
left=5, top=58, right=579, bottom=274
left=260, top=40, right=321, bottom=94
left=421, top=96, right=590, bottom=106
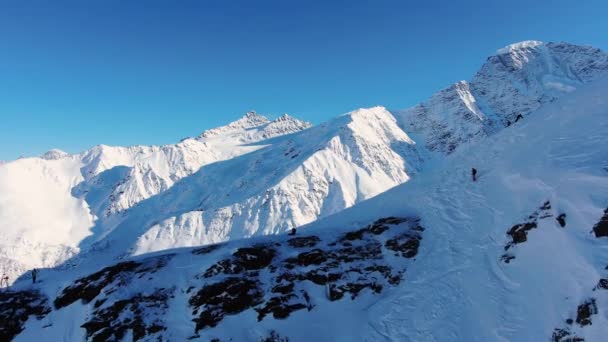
left=1, top=273, right=8, bottom=288
left=472, top=168, right=478, bottom=182
left=32, top=268, right=38, bottom=284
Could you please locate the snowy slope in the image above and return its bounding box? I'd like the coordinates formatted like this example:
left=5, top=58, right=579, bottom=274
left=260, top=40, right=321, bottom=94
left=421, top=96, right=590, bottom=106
left=4, top=74, right=608, bottom=341
left=313, top=74, right=608, bottom=341
left=393, top=41, right=608, bottom=154
left=90, top=106, right=420, bottom=259
left=2, top=41, right=607, bottom=288
left=0, top=112, right=311, bottom=283
left=0, top=106, right=419, bottom=283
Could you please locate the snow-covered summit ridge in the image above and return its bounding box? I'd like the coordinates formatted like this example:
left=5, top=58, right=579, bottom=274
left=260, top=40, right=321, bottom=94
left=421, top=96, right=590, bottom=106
left=197, top=111, right=270, bottom=139
left=6, top=73, right=608, bottom=342
left=195, top=111, right=312, bottom=144
left=496, top=39, right=544, bottom=55
left=40, top=149, right=69, bottom=160
left=0, top=110, right=313, bottom=284
left=87, top=105, right=420, bottom=260
left=1, top=39, right=607, bottom=293
left=394, top=41, right=608, bottom=154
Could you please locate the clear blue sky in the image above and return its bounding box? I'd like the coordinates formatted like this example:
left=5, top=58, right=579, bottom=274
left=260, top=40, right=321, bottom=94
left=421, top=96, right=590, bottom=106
left=1, top=0, right=607, bottom=160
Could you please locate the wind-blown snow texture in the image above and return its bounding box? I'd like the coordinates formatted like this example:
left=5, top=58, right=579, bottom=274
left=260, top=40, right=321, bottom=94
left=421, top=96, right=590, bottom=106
left=1, top=40, right=608, bottom=341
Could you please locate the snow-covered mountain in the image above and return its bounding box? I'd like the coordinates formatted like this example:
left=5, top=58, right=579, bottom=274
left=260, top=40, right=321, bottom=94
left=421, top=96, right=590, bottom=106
left=0, top=106, right=422, bottom=284
left=2, top=41, right=607, bottom=288
left=3, top=57, right=608, bottom=342
left=393, top=41, right=608, bottom=154
left=82, top=106, right=421, bottom=262
left=0, top=112, right=312, bottom=283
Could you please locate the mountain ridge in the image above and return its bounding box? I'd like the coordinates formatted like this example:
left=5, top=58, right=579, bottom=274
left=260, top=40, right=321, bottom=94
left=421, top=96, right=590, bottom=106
left=0, top=40, right=605, bottom=289
left=4, top=70, right=608, bottom=341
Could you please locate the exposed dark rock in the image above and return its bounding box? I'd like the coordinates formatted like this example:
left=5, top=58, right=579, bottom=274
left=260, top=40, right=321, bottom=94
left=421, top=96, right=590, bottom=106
left=329, top=281, right=383, bottom=301
left=285, top=249, right=328, bottom=266
left=341, top=227, right=368, bottom=242
left=187, top=216, right=423, bottom=333
left=255, top=295, right=308, bottom=320
left=595, top=278, right=608, bottom=290
left=55, top=261, right=140, bottom=309
left=261, top=330, right=289, bottom=342
left=204, top=245, right=276, bottom=278
left=505, top=222, right=537, bottom=248
left=385, top=233, right=422, bottom=258
left=552, top=328, right=583, bottom=342
left=287, top=236, right=320, bottom=248
left=233, top=246, right=277, bottom=270
left=333, top=242, right=383, bottom=263
left=503, top=201, right=555, bottom=256
left=556, top=213, right=567, bottom=227
left=592, top=208, right=608, bottom=238
left=0, top=290, right=51, bottom=341
left=575, top=299, right=597, bottom=326
left=81, top=288, right=171, bottom=342
left=55, top=255, right=172, bottom=309
left=500, top=254, right=516, bottom=263
left=272, top=282, right=295, bottom=295
left=375, top=217, right=409, bottom=225
left=192, top=244, right=223, bottom=255
left=540, top=201, right=552, bottom=211
left=190, top=277, right=264, bottom=332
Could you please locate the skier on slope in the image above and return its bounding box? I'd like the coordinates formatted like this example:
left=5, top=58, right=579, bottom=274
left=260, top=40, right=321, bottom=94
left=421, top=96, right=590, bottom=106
left=472, top=168, right=478, bottom=182
left=32, top=268, right=38, bottom=284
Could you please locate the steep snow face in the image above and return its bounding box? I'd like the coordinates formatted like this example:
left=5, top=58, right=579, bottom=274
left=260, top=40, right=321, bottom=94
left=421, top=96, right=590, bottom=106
left=102, top=106, right=420, bottom=257
left=0, top=158, right=93, bottom=282
left=495, top=40, right=544, bottom=55
left=394, top=41, right=608, bottom=154
left=7, top=76, right=608, bottom=342
left=310, top=75, right=608, bottom=341
left=0, top=112, right=310, bottom=283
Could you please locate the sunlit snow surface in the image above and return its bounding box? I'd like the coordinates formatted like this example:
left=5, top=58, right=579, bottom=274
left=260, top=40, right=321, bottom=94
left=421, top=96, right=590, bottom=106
left=2, top=40, right=608, bottom=341
left=7, top=72, right=608, bottom=342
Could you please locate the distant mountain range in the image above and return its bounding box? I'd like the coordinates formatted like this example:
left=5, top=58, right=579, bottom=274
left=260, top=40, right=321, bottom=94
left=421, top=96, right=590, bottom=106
left=2, top=40, right=608, bottom=342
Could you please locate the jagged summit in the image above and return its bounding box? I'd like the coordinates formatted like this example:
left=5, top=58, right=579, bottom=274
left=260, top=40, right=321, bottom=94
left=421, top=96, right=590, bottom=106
left=241, top=110, right=271, bottom=126
left=393, top=41, right=608, bottom=154
left=196, top=111, right=312, bottom=144
left=40, top=149, right=69, bottom=160
left=197, top=111, right=271, bottom=140
left=496, top=40, right=544, bottom=54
